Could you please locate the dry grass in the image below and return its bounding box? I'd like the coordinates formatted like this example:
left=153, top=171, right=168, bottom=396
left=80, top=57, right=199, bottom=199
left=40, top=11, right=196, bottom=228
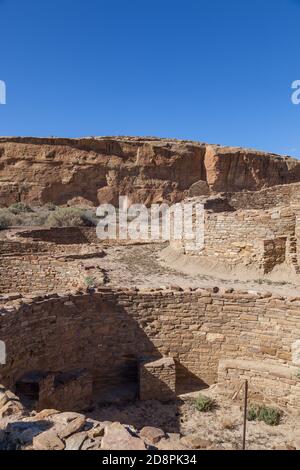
left=221, top=416, right=237, bottom=430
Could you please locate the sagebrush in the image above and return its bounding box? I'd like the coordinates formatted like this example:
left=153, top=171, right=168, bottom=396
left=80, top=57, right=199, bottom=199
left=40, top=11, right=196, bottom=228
left=0, top=205, right=98, bottom=229
left=247, top=404, right=282, bottom=426
left=195, top=394, right=216, bottom=412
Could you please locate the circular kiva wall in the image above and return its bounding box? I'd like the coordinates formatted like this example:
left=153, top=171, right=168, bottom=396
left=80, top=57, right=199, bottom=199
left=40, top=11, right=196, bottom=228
left=0, top=228, right=103, bottom=294
left=0, top=287, right=300, bottom=411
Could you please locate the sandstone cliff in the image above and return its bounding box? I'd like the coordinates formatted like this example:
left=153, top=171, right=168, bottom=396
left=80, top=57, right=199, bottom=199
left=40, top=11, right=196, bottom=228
left=0, top=136, right=299, bottom=207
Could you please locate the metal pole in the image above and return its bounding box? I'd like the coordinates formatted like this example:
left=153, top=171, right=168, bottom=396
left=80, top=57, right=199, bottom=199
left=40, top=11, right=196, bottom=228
left=242, top=380, right=248, bottom=450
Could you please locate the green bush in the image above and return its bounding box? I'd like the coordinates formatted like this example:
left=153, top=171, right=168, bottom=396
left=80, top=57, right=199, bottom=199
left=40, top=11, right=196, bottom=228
left=9, top=202, right=33, bottom=214
left=195, top=394, right=216, bottom=412
left=46, top=207, right=87, bottom=227
left=247, top=404, right=261, bottom=422
left=247, top=404, right=281, bottom=426
left=258, top=406, right=281, bottom=426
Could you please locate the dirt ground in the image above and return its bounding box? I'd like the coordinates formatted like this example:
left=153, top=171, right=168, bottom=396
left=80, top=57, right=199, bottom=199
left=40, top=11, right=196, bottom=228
left=84, top=242, right=300, bottom=297
left=86, top=387, right=300, bottom=450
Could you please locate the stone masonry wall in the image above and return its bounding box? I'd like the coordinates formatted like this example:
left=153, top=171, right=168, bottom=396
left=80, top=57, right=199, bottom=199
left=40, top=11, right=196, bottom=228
left=0, top=287, right=299, bottom=410
left=0, top=239, right=102, bottom=257
left=173, top=206, right=298, bottom=273
left=0, top=257, right=83, bottom=294
left=0, top=236, right=105, bottom=294
left=225, top=182, right=300, bottom=211
left=217, top=359, right=300, bottom=411
left=139, top=357, right=176, bottom=402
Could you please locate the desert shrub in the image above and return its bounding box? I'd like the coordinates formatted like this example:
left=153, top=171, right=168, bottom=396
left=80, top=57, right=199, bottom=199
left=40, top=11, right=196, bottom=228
left=258, top=406, right=281, bottom=426
left=84, top=276, right=96, bottom=287
left=0, top=213, right=9, bottom=230
left=14, top=211, right=49, bottom=227
left=247, top=404, right=260, bottom=422
left=0, top=209, right=17, bottom=229
left=0, top=205, right=98, bottom=228
left=247, top=404, right=281, bottom=426
left=45, top=202, right=57, bottom=212
left=9, top=202, right=33, bottom=214
left=195, top=394, right=216, bottom=412
left=80, top=210, right=99, bottom=227
left=46, top=207, right=87, bottom=227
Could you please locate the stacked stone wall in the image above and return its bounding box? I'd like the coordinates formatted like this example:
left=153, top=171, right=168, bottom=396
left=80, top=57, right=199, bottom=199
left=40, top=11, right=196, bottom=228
left=173, top=206, right=298, bottom=273
left=0, top=287, right=299, bottom=410
left=225, top=182, right=300, bottom=210
left=0, top=235, right=104, bottom=294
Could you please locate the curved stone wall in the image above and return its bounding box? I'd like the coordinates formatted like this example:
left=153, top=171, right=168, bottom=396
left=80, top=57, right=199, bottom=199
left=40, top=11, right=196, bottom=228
left=0, top=287, right=299, bottom=410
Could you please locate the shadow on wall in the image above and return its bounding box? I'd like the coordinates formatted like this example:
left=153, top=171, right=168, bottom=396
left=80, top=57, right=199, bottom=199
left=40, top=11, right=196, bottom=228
left=0, top=292, right=207, bottom=433
left=17, top=227, right=90, bottom=245
left=175, top=363, right=208, bottom=395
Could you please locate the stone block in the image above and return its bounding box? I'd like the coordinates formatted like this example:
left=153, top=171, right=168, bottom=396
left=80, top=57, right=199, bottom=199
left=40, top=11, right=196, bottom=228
left=139, top=357, right=176, bottom=402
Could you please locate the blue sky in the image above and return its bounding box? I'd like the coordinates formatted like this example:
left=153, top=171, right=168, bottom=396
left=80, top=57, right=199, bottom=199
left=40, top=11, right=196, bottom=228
left=0, top=0, right=300, bottom=157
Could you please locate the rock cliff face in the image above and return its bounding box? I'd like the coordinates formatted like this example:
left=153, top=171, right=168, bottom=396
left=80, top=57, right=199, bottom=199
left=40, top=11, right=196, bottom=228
left=204, top=145, right=300, bottom=192
left=0, top=136, right=299, bottom=207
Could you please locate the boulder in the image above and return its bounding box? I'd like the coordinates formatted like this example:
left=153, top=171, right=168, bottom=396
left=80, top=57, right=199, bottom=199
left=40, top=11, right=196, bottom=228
left=139, top=426, right=165, bottom=445
left=180, top=435, right=213, bottom=449
left=157, top=437, right=187, bottom=451
left=81, top=437, right=102, bottom=450
left=87, top=423, right=105, bottom=439
left=65, top=432, right=88, bottom=450
left=32, top=430, right=65, bottom=450
left=30, top=409, right=59, bottom=421
left=59, top=416, right=86, bottom=439
left=0, top=400, right=24, bottom=419
left=0, top=391, right=9, bottom=408
left=101, top=423, right=146, bottom=450
left=189, top=180, right=210, bottom=197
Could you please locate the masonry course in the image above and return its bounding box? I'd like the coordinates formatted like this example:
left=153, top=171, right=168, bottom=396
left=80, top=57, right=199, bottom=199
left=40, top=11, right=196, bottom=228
left=0, top=286, right=299, bottom=411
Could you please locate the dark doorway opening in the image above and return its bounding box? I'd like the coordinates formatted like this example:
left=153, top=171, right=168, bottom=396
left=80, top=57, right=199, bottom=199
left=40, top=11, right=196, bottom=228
left=97, top=355, right=139, bottom=405
left=15, top=371, right=45, bottom=408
